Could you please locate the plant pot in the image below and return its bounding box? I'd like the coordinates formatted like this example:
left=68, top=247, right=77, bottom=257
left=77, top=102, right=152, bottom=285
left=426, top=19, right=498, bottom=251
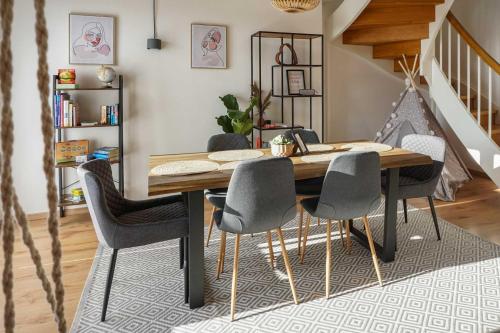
left=271, top=143, right=295, bottom=157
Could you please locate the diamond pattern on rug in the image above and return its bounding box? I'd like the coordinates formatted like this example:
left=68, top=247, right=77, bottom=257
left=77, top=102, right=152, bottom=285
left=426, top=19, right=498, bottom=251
left=70, top=202, right=500, bottom=333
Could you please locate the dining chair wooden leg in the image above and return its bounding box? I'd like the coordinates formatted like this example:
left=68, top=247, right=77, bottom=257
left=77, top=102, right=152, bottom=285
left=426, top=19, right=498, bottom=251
left=300, top=215, right=312, bottom=264
left=297, top=206, right=304, bottom=257
left=337, top=220, right=345, bottom=248
left=230, top=234, right=241, bottom=321
left=276, top=228, right=299, bottom=305
left=317, top=217, right=321, bottom=226
left=325, top=220, right=332, bottom=299
left=267, top=231, right=275, bottom=269
left=216, top=231, right=227, bottom=279
left=206, top=206, right=216, bottom=247
left=220, top=231, right=227, bottom=274
left=344, top=220, right=352, bottom=254
left=362, top=216, right=383, bottom=286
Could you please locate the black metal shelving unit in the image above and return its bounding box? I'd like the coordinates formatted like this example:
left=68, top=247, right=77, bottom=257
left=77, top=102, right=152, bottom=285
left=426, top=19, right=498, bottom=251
left=52, top=74, right=124, bottom=217
left=250, top=31, right=324, bottom=147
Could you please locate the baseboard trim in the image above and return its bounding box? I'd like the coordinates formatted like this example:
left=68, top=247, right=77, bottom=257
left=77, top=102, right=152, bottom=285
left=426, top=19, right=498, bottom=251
left=28, top=207, right=89, bottom=221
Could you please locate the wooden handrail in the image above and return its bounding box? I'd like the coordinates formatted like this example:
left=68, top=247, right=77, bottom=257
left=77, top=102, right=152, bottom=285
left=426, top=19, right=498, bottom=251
left=447, top=12, right=500, bottom=74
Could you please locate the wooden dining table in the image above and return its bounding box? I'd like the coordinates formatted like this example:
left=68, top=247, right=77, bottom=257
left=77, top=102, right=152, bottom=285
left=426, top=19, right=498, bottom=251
left=148, top=141, right=432, bottom=309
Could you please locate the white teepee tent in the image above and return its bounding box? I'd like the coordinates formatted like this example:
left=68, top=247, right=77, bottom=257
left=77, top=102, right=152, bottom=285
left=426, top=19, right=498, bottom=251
left=375, top=56, right=472, bottom=201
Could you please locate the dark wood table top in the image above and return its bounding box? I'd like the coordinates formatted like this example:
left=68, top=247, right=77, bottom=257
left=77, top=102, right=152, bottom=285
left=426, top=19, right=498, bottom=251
left=148, top=141, right=432, bottom=196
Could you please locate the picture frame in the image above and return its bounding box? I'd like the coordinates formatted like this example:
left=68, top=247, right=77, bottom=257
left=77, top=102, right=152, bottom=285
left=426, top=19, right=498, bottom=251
left=69, top=13, right=115, bottom=65
left=191, top=24, right=227, bottom=69
left=292, top=131, right=309, bottom=155
left=286, top=69, right=305, bottom=95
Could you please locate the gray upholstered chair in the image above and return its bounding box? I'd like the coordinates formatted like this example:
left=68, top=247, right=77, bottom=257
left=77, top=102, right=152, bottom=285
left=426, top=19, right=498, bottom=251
left=300, top=151, right=383, bottom=297
left=284, top=129, right=328, bottom=254
left=383, top=134, right=445, bottom=240
left=213, top=157, right=299, bottom=320
left=205, top=133, right=251, bottom=247
left=77, top=159, right=189, bottom=321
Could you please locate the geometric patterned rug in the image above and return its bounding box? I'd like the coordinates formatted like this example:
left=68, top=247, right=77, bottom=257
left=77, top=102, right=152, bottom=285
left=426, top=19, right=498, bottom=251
left=70, top=202, right=500, bottom=333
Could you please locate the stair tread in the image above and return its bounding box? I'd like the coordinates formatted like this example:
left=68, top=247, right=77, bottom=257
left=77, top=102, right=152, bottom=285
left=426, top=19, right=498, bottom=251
left=343, top=24, right=429, bottom=45
left=374, top=40, right=421, bottom=59
left=350, top=5, right=435, bottom=30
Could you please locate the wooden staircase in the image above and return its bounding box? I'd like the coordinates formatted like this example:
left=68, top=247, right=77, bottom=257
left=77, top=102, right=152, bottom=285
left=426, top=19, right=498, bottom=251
left=342, top=0, right=500, bottom=145
left=343, top=0, right=444, bottom=78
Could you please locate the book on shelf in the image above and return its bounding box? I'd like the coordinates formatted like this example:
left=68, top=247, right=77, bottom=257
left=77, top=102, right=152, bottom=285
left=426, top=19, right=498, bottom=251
left=56, top=83, right=79, bottom=89
left=53, top=92, right=80, bottom=127
left=93, top=146, right=119, bottom=161
left=100, top=104, right=119, bottom=125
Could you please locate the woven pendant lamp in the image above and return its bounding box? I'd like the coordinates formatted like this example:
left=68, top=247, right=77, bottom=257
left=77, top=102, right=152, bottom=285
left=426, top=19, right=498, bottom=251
left=271, top=0, right=320, bottom=13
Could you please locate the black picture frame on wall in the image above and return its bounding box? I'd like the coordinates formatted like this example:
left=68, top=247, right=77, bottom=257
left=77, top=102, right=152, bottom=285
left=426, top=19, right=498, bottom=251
left=286, top=69, right=305, bottom=95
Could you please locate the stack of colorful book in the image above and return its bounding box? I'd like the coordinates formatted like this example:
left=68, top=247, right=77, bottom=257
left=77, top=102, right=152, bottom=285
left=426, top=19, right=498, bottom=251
left=100, top=105, right=119, bottom=125
left=93, top=147, right=119, bottom=161
left=53, top=93, right=80, bottom=127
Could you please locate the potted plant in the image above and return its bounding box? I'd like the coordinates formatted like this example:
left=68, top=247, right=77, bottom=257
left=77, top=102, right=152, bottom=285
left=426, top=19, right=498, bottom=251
left=270, top=134, right=295, bottom=157
left=215, top=94, right=257, bottom=136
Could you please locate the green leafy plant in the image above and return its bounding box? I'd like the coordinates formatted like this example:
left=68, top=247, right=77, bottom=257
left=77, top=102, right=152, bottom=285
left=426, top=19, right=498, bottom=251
left=216, top=94, right=258, bottom=136
left=271, top=134, right=293, bottom=145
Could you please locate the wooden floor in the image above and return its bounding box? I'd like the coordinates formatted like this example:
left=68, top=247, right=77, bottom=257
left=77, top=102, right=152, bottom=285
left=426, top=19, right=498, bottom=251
left=1, top=176, right=499, bottom=332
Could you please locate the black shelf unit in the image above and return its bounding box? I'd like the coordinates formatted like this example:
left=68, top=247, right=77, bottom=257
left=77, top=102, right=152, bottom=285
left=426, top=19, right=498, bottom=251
left=251, top=31, right=324, bottom=147
left=52, top=75, right=124, bottom=217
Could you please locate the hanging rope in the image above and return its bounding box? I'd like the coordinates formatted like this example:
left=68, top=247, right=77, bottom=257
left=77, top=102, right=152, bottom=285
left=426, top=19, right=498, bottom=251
left=0, top=0, right=67, bottom=331
left=1, top=0, right=17, bottom=331
left=33, top=0, right=67, bottom=330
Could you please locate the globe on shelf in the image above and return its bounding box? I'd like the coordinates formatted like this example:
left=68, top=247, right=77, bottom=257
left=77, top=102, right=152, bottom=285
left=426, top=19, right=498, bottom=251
left=96, top=65, right=116, bottom=88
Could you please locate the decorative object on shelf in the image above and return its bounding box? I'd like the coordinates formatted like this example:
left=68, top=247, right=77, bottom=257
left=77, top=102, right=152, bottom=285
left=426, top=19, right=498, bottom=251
left=299, top=89, right=316, bottom=96
left=150, top=160, right=220, bottom=176
left=216, top=94, right=257, bottom=135
left=58, top=69, right=76, bottom=84
left=275, top=43, right=298, bottom=65
left=208, top=149, right=264, bottom=162
left=341, top=142, right=393, bottom=153
left=270, top=135, right=295, bottom=157
left=147, top=0, right=162, bottom=50
left=69, top=14, right=115, bottom=64
left=251, top=82, right=272, bottom=127
left=287, top=69, right=305, bottom=95
left=191, top=24, right=226, bottom=69
left=55, top=140, right=90, bottom=164
left=291, top=131, right=309, bottom=155
left=96, top=65, right=116, bottom=87
left=271, top=0, right=320, bottom=13
left=71, top=188, right=85, bottom=203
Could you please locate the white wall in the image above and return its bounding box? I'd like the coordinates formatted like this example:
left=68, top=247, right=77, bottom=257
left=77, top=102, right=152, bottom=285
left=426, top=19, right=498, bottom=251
left=12, top=0, right=322, bottom=214
left=323, top=0, right=405, bottom=142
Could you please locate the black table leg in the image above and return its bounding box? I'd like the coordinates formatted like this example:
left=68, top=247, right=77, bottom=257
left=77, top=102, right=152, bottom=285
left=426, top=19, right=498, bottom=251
left=348, top=167, right=399, bottom=263
left=186, top=190, right=205, bottom=308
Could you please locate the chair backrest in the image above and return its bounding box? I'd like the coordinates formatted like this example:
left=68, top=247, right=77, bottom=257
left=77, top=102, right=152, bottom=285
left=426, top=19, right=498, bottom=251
left=316, top=151, right=381, bottom=220
left=77, top=159, right=124, bottom=247
left=401, top=134, right=446, bottom=182
left=207, top=133, right=250, bottom=152
left=283, top=129, right=320, bottom=144
left=219, top=157, right=297, bottom=234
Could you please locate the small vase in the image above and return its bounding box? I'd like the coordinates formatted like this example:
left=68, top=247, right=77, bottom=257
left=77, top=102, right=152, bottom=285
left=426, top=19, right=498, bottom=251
left=271, top=143, right=295, bottom=157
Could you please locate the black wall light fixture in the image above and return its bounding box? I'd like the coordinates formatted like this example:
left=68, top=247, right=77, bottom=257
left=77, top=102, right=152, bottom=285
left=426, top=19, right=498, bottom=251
left=147, top=0, right=162, bottom=49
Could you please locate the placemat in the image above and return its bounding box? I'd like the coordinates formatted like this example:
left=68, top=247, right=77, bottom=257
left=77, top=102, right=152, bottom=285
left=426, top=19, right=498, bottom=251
left=341, top=142, right=393, bottom=153
left=207, top=150, right=264, bottom=162
left=218, top=161, right=240, bottom=171
left=307, top=144, right=335, bottom=153
left=301, top=152, right=345, bottom=164
left=150, top=160, right=220, bottom=176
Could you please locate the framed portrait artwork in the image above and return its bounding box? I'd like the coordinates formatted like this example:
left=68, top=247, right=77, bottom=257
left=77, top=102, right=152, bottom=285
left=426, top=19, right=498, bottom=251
left=69, top=14, right=115, bottom=65
left=286, top=69, right=305, bottom=95
left=191, top=24, right=227, bottom=69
